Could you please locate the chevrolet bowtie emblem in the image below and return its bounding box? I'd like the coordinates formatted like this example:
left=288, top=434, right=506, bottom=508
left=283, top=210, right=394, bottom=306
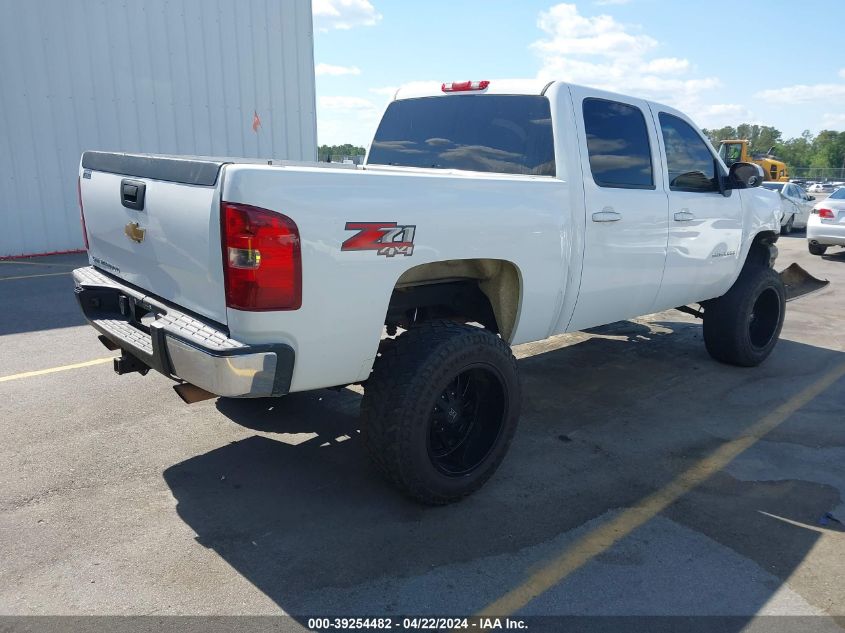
left=124, top=221, right=146, bottom=244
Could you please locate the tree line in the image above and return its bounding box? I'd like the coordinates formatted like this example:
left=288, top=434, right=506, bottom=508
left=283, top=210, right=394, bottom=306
left=318, top=144, right=366, bottom=161
left=702, top=124, right=845, bottom=173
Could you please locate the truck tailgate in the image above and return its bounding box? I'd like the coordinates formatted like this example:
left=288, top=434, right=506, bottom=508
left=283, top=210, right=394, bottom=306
left=79, top=152, right=228, bottom=324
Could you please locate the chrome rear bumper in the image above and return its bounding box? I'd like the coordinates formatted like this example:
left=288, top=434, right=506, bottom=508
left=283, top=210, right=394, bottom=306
left=72, top=266, right=293, bottom=398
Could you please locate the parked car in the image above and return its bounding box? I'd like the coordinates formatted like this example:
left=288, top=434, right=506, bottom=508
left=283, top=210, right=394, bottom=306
left=808, top=186, right=845, bottom=255
left=809, top=183, right=835, bottom=193
left=74, top=79, right=794, bottom=504
left=761, top=182, right=814, bottom=233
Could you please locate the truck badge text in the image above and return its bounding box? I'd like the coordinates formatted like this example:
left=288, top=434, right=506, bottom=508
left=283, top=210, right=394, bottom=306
left=342, top=222, right=416, bottom=257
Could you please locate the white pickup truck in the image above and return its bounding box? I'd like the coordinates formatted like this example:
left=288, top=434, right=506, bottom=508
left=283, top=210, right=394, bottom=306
left=75, top=79, right=796, bottom=504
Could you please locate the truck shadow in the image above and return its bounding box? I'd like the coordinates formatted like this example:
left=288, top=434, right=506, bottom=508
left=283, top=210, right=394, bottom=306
left=163, top=320, right=845, bottom=626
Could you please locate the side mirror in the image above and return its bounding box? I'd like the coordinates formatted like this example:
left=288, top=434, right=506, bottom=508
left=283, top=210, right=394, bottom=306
left=809, top=195, right=816, bottom=201
left=728, top=162, right=764, bottom=189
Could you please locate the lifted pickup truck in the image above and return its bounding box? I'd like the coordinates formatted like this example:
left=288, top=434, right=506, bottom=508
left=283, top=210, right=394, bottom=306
left=75, top=79, right=793, bottom=504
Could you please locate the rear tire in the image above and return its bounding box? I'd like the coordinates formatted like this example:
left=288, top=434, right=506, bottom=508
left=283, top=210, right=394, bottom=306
left=809, top=242, right=828, bottom=256
left=703, top=265, right=785, bottom=367
left=361, top=320, right=521, bottom=505
left=781, top=215, right=794, bottom=235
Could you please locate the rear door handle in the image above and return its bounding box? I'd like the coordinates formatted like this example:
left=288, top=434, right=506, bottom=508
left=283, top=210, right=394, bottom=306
left=674, top=209, right=695, bottom=222
left=592, top=209, right=622, bottom=223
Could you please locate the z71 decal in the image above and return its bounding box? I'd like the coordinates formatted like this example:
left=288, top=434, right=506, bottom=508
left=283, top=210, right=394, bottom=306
left=342, top=222, right=416, bottom=257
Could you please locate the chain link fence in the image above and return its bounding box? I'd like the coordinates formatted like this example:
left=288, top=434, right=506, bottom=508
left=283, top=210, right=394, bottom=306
left=790, top=167, right=845, bottom=180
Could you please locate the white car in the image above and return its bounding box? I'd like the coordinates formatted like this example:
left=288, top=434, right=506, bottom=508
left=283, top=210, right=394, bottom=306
left=807, top=187, right=845, bottom=255
left=761, top=181, right=814, bottom=233
left=809, top=183, right=835, bottom=193
left=74, top=79, right=789, bottom=503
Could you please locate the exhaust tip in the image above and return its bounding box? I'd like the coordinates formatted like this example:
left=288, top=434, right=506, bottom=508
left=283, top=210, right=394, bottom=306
left=173, top=382, right=217, bottom=404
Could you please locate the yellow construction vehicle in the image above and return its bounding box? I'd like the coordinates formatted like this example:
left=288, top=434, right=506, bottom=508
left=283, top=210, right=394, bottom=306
left=717, top=139, right=789, bottom=181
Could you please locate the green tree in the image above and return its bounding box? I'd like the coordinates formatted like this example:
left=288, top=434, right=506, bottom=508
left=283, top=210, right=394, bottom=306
left=701, top=124, right=781, bottom=155
left=811, top=131, right=845, bottom=169
left=776, top=130, right=813, bottom=168
left=702, top=126, right=737, bottom=146
left=702, top=122, right=845, bottom=175
left=318, top=144, right=366, bottom=161
left=752, top=126, right=782, bottom=155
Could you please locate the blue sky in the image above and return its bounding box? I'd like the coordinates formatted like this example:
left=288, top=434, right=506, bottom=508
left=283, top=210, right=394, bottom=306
left=312, top=0, right=845, bottom=146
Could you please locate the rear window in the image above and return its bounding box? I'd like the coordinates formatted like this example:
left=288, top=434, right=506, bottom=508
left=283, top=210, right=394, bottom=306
left=367, top=95, right=555, bottom=176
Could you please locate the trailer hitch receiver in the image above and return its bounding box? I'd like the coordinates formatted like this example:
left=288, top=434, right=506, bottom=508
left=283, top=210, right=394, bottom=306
left=113, top=352, right=150, bottom=376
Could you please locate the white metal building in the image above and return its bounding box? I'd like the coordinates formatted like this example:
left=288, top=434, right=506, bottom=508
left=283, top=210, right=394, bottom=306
left=0, top=0, right=317, bottom=257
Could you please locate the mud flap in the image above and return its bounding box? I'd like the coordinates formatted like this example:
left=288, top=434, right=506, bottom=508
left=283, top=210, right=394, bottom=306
left=779, top=263, right=829, bottom=302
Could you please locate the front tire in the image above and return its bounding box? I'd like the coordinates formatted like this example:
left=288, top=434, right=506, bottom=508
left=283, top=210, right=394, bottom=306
left=781, top=215, right=794, bottom=235
left=809, top=242, right=828, bottom=256
left=703, top=265, right=785, bottom=367
left=361, top=320, right=521, bottom=505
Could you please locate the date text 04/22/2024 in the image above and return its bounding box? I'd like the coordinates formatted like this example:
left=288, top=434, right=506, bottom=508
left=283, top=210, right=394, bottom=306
left=306, top=617, right=528, bottom=630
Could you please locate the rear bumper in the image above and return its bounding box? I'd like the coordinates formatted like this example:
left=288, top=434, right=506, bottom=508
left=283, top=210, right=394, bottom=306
left=72, top=266, right=294, bottom=397
left=807, top=220, right=845, bottom=246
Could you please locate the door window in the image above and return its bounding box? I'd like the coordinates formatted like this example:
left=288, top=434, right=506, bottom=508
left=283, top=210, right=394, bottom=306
left=659, top=113, right=719, bottom=193
left=582, top=98, right=654, bottom=189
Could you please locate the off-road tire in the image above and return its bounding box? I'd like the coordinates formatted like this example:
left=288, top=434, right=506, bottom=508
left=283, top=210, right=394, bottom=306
left=703, top=265, right=785, bottom=367
left=361, top=320, right=521, bottom=505
left=809, top=242, right=828, bottom=256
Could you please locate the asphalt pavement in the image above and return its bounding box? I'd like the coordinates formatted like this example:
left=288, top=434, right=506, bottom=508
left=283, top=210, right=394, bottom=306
left=1, top=236, right=843, bottom=631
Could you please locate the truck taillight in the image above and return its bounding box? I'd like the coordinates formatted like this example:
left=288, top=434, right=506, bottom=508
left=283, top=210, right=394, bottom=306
left=441, top=80, right=490, bottom=92
left=221, top=202, right=301, bottom=311
left=819, top=208, right=834, bottom=219
left=78, top=177, right=89, bottom=250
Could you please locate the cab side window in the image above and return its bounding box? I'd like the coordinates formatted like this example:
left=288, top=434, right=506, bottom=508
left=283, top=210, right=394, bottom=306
left=659, top=112, right=719, bottom=193
left=583, top=98, right=654, bottom=189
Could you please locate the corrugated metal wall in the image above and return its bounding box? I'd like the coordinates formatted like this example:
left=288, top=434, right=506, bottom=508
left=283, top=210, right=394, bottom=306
left=0, top=0, right=316, bottom=257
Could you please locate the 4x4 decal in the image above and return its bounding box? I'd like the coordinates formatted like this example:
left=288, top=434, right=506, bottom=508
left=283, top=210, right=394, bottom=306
left=342, top=222, right=416, bottom=257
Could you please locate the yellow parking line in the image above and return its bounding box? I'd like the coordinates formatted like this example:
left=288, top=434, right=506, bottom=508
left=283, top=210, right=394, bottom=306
left=0, top=272, right=72, bottom=281
left=0, top=357, right=113, bottom=383
left=478, top=360, right=845, bottom=618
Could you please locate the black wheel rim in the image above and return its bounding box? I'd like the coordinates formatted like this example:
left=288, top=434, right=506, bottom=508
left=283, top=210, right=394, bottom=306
left=749, top=287, right=780, bottom=349
left=427, top=364, right=506, bottom=477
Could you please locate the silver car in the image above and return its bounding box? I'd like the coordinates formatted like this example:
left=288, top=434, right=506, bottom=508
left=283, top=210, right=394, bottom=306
left=807, top=187, right=845, bottom=255
left=762, top=182, right=814, bottom=233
